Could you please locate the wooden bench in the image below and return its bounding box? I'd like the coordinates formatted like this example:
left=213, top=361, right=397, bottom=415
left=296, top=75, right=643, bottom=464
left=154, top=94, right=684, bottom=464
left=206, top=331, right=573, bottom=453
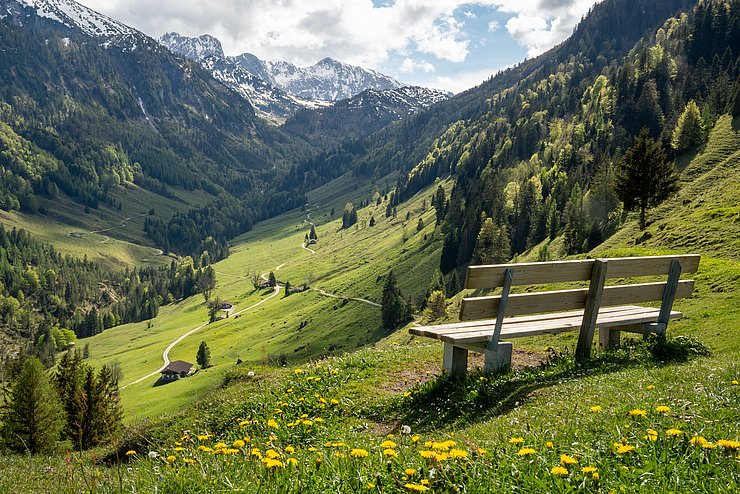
left=409, top=255, right=700, bottom=376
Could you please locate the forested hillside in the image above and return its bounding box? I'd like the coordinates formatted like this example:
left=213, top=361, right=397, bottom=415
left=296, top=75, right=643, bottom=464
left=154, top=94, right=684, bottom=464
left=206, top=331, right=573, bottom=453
left=0, top=223, right=216, bottom=368
left=0, top=0, right=310, bottom=259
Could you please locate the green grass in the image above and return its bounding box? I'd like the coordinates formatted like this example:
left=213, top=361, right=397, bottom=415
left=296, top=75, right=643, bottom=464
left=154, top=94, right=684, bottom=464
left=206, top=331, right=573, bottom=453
left=0, top=182, right=212, bottom=269
left=3, top=117, right=740, bottom=492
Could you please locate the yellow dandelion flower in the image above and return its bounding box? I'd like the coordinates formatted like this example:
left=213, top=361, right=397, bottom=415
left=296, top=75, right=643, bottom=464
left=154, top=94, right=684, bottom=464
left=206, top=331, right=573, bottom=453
left=293, top=369, right=303, bottom=375
left=366, top=483, right=376, bottom=489
left=690, top=436, right=709, bottom=446
left=581, top=466, right=598, bottom=474
left=702, top=442, right=717, bottom=449
left=183, top=458, right=196, bottom=464
left=380, top=440, right=397, bottom=449
left=350, top=448, right=369, bottom=458
left=411, top=435, right=420, bottom=443
left=233, top=440, right=245, bottom=448
left=646, top=385, right=655, bottom=390
left=302, top=420, right=314, bottom=426
left=384, top=449, right=398, bottom=457
left=616, top=445, right=635, bottom=454
left=517, top=447, right=535, bottom=456
left=645, top=429, right=658, bottom=441
left=262, top=458, right=284, bottom=469
left=546, top=441, right=554, bottom=449
left=405, top=468, right=416, bottom=476
left=330, top=398, right=340, bottom=405
left=285, top=446, right=295, bottom=454
left=717, top=439, right=740, bottom=449
left=449, top=449, right=468, bottom=459
left=655, top=405, right=670, bottom=413
left=250, top=448, right=262, bottom=458
left=125, top=450, right=136, bottom=456
left=590, top=405, right=602, bottom=412
left=732, top=380, right=738, bottom=385
left=421, top=479, right=430, bottom=486
left=198, top=446, right=213, bottom=453
left=628, top=409, right=647, bottom=418
left=477, top=447, right=488, bottom=455
left=265, top=449, right=281, bottom=459
left=509, top=437, right=524, bottom=444
left=286, top=457, right=298, bottom=466
left=551, top=466, right=569, bottom=477
left=404, top=483, right=429, bottom=492
left=592, top=472, right=600, bottom=481
left=420, top=450, right=437, bottom=459
left=560, top=454, right=578, bottom=465
left=403, top=392, right=412, bottom=398
left=166, top=455, right=176, bottom=463
left=214, top=442, right=227, bottom=449
left=226, top=448, right=239, bottom=454
left=197, top=434, right=211, bottom=441
left=665, top=428, right=683, bottom=437
left=267, top=419, right=279, bottom=429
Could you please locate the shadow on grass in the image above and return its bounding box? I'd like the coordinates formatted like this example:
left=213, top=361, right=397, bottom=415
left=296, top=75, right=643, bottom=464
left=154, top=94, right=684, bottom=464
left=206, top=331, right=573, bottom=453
left=375, top=335, right=710, bottom=431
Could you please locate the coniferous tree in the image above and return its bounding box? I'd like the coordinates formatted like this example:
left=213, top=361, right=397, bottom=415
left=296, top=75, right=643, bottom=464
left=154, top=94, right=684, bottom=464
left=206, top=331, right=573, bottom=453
left=380, top=270, right=410, bottom=329
left=268, top=271, right=277, bottom=287
left=369, top=216, right=376, bottom=227
left=615, top=129, right=679, bottom=230
left=416, top=217, right=424, bottom=232
left=1, top=357, right=63, bottom=453
left=433, top=185, right=446, bottom=224
left=671, top=100, right=705, bottom=151
left=309, top=224, right=318, bottom=241
left=426, top=291, right=447, bottom=322
left=196, top=341, right=211, bottom=369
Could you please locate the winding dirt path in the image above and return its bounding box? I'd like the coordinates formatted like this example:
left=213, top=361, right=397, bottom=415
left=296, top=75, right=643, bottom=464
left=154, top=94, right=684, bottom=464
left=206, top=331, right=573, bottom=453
left=121, top=284, right=281, bottom=389
left=311, top=288, right=381, bottom=307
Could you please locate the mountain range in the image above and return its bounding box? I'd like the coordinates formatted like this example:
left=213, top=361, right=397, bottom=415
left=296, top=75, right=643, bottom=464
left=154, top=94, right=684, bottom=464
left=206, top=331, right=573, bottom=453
left=159, top=32, right=450, bottom=123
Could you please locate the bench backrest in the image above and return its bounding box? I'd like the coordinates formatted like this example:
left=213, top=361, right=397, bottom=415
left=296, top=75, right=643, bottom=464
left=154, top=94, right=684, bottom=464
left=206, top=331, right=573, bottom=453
left=460, top=255, right=700, bottom=321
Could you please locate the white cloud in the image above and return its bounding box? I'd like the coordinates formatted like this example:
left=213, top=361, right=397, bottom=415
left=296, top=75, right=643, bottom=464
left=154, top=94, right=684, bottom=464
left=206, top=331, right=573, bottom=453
left=488, top=20, right=500, bottom=32
left=494, top=0, right=598, bottom=57
left=463, top=10, right=477, bottom=19
left=400, top=58, right=436, bottom=73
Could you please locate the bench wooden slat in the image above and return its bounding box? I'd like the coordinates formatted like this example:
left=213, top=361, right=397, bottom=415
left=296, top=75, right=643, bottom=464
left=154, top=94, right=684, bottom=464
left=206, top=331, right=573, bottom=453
left=460, top=280, right=694, bottom=320
left=410, top=307, right=683, bottom=345
left=465, top=255, right=701, bottom=289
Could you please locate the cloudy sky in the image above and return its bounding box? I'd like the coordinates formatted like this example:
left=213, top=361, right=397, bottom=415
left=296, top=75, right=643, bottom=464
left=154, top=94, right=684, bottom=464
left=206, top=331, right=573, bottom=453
left=76, top=0, right=600, bottom=93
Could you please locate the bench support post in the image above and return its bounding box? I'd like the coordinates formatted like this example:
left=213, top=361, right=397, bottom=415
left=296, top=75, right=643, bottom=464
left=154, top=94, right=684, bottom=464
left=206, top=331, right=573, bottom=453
left=655, top=259, right=682, bottom=336
left=576, top=259, right=608, bottom=361
left=443, top=342, right=468, bottom=377
left=484, top=342, right=513, bottom=373
left=599, top=326, right=621, bottom=349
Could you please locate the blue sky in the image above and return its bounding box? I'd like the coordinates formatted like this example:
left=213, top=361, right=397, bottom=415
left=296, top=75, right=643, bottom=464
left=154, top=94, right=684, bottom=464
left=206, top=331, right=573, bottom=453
left=78, top=0, right=600, bottom=93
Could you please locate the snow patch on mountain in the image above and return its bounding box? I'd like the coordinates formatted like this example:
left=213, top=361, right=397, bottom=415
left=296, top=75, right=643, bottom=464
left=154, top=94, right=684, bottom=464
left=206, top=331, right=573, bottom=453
left=160, top=32, right=224, bottom=62
left=16, top=0, right=135, bottom=38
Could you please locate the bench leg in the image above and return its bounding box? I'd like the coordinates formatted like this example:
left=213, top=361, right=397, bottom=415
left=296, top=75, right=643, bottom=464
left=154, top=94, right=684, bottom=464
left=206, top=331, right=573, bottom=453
left=599, top=327, right=620, bottom=349
left=483, top=342, right=512, bottom=373
left=443, top=342, right=468, bottom=377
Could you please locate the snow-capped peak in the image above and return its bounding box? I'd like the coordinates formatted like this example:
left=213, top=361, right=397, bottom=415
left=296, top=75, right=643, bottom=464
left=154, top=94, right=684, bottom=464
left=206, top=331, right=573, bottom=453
left=160, top=32, right=224, bottom=62
left=12, top=0, right=136, bottom=39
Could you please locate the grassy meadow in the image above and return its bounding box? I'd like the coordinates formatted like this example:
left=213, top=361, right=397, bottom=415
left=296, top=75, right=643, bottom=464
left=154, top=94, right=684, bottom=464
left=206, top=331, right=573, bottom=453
left=1, top=119, right=740, bottom=492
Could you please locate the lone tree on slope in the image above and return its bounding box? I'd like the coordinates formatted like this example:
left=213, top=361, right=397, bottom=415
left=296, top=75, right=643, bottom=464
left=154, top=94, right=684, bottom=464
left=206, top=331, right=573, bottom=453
left=615, top=128, right=679, bottom=230
left=381, top=270, right=411, bottom=329
left=196, top=341, right=212, bottom=369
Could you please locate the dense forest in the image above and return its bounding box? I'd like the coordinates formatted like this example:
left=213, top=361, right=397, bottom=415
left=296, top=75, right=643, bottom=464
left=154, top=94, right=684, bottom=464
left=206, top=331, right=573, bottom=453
left=0, top=224, right=215, bottom=368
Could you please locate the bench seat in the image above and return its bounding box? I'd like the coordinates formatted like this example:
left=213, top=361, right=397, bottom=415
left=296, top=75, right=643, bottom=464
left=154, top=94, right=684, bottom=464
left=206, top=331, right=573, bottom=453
left=410, top=305, right=682, bottom=345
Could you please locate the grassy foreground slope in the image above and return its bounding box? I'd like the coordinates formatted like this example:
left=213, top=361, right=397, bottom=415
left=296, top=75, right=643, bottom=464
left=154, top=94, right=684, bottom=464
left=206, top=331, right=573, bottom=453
left=2, top=119, right=740, bottom=492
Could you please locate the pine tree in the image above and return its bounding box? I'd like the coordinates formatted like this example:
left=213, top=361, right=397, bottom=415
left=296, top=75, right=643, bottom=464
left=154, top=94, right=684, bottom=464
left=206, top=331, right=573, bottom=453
left=309, top=224, right=318, bottom=241
left=381, top=271, right=410, bottom=329
left=671, top=100, right=705, bottom=151
left=615, top=129, right=679, bottom=230
left=1, top=358, right=63, bottom=453
left=268, top=271, right=277, bottom=287
left=433, top=185, right=446, bottom=224
left=196, top=341, right=211, bottom=369
left=54, top=350, right=85, bottom=443
left=416, top=217, right=424, bottom=232
left=369, top=216, right=376, bottom=227
left=426, top=291, right=447, bottom=322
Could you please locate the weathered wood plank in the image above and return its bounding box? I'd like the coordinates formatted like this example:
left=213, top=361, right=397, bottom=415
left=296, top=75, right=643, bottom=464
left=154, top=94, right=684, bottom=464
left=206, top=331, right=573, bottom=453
left=464, top=255, right=700, bottom=289
left=411, top=306, right=666, bottom=338
left=422, top=310, right=683, bottom=345
left=657, top=259, right=682, bottom=331
left=460, top=280, right=694, bottom=320
left=576, top=260, right=608, bottom=361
